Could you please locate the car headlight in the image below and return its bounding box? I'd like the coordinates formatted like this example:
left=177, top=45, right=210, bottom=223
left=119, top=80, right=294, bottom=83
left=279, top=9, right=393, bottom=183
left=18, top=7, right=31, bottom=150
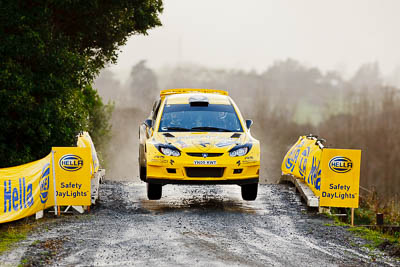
left=155, top=144, right=181, bottom=157
left=229, top=144, right=252, bottom=157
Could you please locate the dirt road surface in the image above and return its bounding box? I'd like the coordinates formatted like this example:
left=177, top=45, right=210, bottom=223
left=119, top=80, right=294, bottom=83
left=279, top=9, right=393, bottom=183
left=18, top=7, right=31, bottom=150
left=2, top=181, right=399, bottom=266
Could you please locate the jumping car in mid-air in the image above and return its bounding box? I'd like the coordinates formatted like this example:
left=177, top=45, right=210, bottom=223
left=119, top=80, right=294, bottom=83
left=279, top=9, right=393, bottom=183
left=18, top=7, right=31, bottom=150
left=139, top=89, right=260, bottom=200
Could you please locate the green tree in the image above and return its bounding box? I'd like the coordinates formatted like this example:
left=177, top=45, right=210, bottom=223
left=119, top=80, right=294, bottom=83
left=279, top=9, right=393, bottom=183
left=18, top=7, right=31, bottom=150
left=0, top=0, right=163, bottom=167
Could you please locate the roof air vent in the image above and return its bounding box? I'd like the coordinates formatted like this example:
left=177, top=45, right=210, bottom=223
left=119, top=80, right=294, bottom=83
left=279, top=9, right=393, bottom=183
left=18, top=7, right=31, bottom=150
left=189, top=95, right=209, bottom=106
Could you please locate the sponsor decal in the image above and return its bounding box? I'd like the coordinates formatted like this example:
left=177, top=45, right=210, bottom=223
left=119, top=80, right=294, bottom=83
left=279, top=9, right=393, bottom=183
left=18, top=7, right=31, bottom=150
left=175, top=136, right=240, bottom=141
left=39, top=163, right=50, bottom=204
left=193, top=140, right=214, bottom=151
left=215, top=140, right=235, bottom=147
left=3, top=178, right=33, bottom=213
left=175, top=140, right=189, bottom=148
left=199, top=142, right=210, bottom=148
left=298, top=147, right=310, bottom=179
left=285, top=139, right=305, bottom=172
left=59, top=154, right=84, bottom=172
left=307, top=155, right=321, bottom=191
left=150, top=157, right=168, bottom=164
left=242, top=160, right=257, bottom=164
left=329, top=156, right=353, bottom=173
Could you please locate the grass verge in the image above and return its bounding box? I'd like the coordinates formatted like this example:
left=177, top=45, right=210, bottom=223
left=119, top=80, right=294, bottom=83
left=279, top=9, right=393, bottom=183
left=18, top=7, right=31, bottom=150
left=348, top=227, right=397, bottom=247
left=0, top=218, right=40, bottom=254
left=348, top=226, right=400, bottom=257
left=324, top=208, right=400, bottom=258
left=323, top=206, right=400, bottom=258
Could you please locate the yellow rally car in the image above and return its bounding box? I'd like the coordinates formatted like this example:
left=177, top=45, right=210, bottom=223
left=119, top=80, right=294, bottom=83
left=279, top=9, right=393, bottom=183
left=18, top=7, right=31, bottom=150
left=139, top=89, right=260, bottom=200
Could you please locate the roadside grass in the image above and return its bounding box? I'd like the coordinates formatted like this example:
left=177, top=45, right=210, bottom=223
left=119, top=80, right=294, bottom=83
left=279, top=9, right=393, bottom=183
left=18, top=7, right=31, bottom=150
left=324, top=204, right=400, bottom=258
left=357, top=190, right=400, bottom=227
left=0, top=230, right=27, bottom=254
left=19, top=258, right=29, bottom=266
left=0, top=216, right=55, bottom=254
left=348, top=227, right=398, bottom=248
left=323, top=210, right=348, bottom=227
left=348, top=226, right=400, bottom=259
left=0, top=211, right=90, bottom=255
left=0, top=220, right=33, bottom=254
left=351, top=192, right=399, bottom=257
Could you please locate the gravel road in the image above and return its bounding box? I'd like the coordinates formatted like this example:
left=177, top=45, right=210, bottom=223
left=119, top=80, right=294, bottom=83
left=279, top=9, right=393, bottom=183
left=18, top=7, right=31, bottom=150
left=1, top=181, right=399, bottom=266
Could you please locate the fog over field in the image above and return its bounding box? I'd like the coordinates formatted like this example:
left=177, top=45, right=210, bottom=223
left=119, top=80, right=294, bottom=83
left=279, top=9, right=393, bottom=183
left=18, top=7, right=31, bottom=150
left=94, top=0, right=400, bottom=201
left=107, top=0, right=400, bottom=87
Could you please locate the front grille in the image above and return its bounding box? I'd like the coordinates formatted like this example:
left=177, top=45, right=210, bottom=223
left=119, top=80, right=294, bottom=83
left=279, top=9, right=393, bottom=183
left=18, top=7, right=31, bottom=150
left=185, top=167, right=225, bottom=178
left=186, top=153, right=224, bottom=157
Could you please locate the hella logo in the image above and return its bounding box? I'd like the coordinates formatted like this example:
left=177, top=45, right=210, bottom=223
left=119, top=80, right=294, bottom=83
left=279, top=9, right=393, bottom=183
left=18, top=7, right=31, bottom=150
left=39, top=163, right=50, bottom=203
left=59, top=154, right=83, bottom=172
left=329, top=156, right=353, bottom=173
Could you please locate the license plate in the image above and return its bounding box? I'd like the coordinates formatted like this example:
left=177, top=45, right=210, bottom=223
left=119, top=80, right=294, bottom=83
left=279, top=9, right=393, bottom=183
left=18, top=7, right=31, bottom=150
left=194, top=160, right=217, bottom=165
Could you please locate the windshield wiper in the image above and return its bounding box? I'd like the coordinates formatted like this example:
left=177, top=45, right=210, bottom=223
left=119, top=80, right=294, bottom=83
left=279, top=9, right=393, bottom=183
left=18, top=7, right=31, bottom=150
left=164, top=126, right=191, bottom=131
left=191, top=126, right=232, bottom=132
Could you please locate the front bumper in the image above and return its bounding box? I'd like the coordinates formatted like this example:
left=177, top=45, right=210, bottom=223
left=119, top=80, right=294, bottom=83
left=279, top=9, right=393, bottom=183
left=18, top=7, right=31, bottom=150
left=146, top=177, right=259, bottom=185
left=146, top=154, right=260, bottom=185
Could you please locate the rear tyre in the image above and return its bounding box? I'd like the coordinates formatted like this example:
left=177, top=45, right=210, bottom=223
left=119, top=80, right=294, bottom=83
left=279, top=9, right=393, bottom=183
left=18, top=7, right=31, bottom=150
left=241, top=183, right=258, bottom=201
left=147, top=183, right=162, bottom=200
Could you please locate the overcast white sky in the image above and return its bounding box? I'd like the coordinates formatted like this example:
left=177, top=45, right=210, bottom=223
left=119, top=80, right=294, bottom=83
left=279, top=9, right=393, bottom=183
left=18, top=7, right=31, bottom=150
left=107, top=0, right=400, bottom=82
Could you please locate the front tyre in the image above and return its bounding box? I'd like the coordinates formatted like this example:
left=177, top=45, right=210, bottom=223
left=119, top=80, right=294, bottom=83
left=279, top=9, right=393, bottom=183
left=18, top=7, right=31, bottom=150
left=241, top=183, right=258, bottom=201
left=140, top=166, right=147, bottom=182
left=147, top=183, right=162, bottom=200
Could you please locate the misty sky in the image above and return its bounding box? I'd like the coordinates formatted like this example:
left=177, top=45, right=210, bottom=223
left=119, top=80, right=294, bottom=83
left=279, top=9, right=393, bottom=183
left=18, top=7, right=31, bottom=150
left=107, top=0, right=400, bottom=82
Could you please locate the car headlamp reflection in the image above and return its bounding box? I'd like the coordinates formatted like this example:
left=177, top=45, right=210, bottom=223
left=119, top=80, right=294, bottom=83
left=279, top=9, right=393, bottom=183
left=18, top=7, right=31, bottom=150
left=229, top=143, right=252, bottom=157
left=155, top=144, right=181, bottom=157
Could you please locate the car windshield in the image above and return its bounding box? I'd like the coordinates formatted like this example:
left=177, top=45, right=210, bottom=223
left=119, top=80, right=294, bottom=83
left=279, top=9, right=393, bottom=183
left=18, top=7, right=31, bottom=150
left=158, top=104, right=243, bottom=132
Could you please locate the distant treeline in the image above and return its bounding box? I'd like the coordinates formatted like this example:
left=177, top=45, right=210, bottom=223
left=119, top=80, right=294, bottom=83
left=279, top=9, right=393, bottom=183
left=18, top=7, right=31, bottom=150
left=95, top=59, right=399, bottom=199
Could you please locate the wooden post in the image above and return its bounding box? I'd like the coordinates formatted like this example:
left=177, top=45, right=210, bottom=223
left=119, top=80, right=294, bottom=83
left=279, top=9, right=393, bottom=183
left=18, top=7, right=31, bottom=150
left=51, top=150, right=58, bottom=216
left=376, top=213, right=384, bottom=226
left=351, top=208, right=354, bottom=226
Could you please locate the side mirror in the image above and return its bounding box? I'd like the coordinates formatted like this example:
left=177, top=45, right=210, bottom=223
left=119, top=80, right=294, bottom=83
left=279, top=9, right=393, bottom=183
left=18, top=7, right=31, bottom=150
left=246, top=119, right=253, bottom=129
left=144, top=119, right=153, bottom=128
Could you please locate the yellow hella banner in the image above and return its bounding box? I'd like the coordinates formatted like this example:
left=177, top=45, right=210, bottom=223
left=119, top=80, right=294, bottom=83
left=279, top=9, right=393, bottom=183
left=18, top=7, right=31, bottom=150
left=320, top=149, right=361, bottom=208
left=282, top=137, right=362, bottom=208
left=1, top=147, right=92, bottom=223
left=53, top=147, right=91, bottom=206
left=77, top=132, right=99, bottom=175
left=281, top=136, right=322, bottom=196
left=0, top=154, right=53, bottom=223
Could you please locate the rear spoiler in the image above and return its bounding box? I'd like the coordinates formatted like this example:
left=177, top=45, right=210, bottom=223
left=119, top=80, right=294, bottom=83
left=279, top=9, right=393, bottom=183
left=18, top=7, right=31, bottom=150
left=160, top=88, right=228, bottom=98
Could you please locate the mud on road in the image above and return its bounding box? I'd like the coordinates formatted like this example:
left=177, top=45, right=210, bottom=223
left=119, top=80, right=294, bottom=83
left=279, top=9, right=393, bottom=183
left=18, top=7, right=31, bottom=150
left=2, top=181, right=399, bottom=266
